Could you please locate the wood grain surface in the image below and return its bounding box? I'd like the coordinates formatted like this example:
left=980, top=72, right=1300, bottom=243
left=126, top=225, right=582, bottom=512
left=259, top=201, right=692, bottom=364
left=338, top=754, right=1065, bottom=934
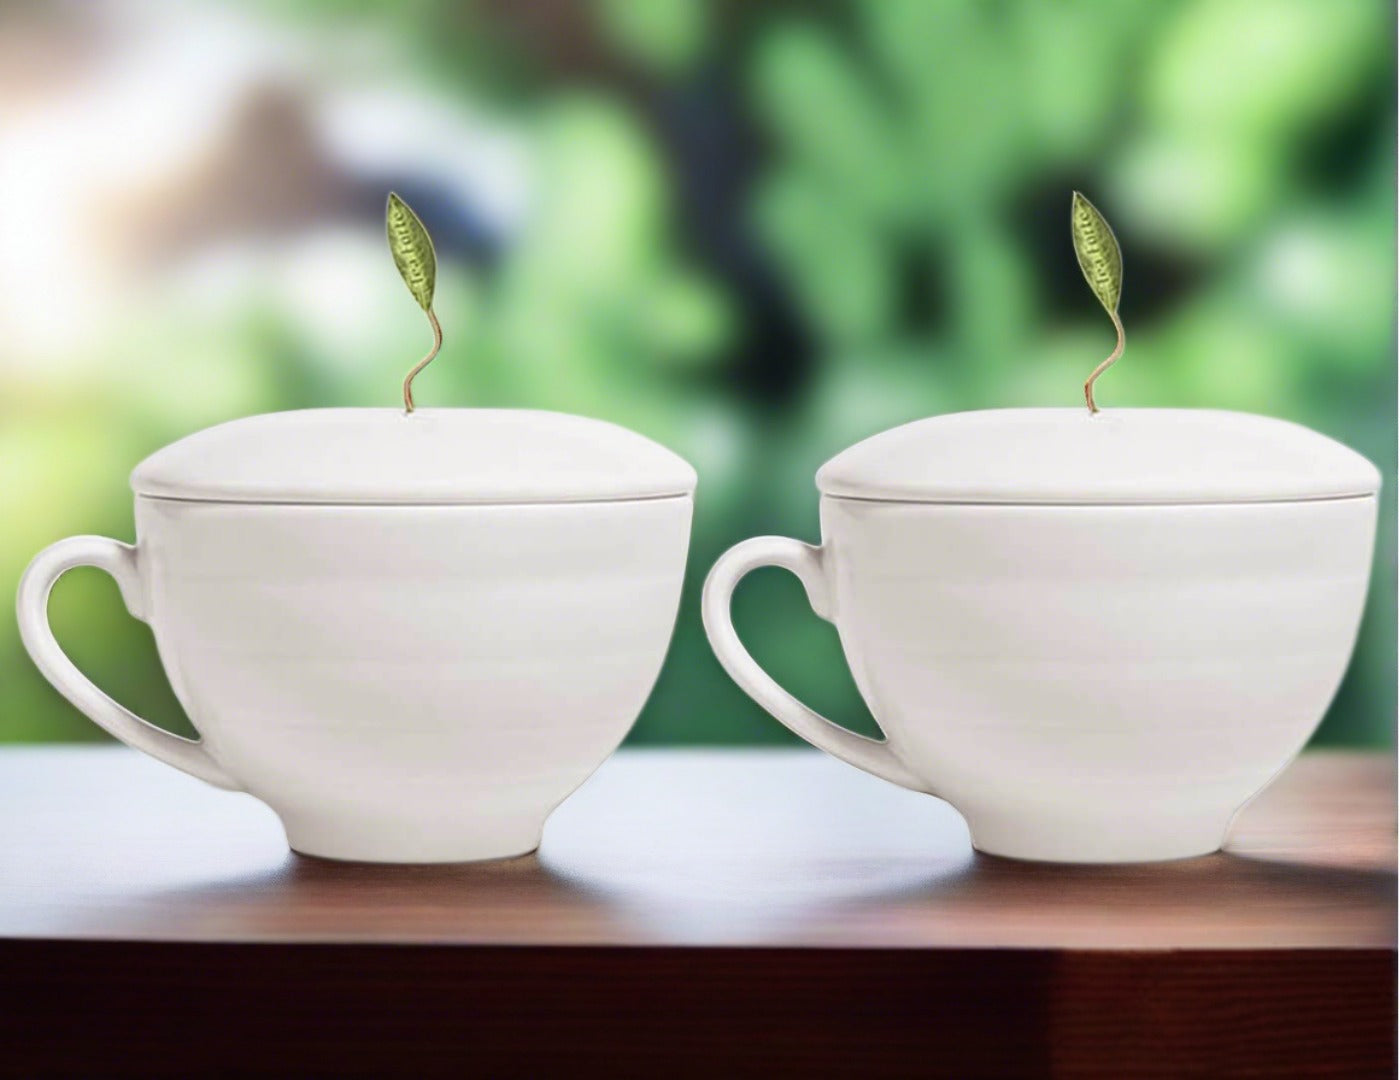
left=0, top=747, right=1393, bottom=1076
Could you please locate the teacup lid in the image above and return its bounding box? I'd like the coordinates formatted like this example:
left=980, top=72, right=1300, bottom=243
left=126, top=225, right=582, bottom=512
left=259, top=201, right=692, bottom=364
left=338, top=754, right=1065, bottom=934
left=132, top=408, right=697, bottom=505
left=816, top=408, right=1380, bottom=505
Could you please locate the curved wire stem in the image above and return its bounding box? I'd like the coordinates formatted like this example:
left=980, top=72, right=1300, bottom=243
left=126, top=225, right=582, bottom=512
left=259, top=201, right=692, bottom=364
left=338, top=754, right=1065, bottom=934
left=1083, top=309, right=1124, bottom=415
left=402, top=308, right=442, bottom=413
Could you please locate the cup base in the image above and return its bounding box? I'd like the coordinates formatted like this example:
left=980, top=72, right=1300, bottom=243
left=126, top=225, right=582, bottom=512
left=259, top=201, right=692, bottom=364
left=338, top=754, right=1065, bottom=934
left=279, top=809, right=545, bottom=864
left=965, top=805, right=1233, bottom=864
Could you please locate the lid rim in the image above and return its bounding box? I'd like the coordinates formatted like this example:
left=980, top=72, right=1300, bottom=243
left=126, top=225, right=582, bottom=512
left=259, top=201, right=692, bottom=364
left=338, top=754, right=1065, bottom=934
left=133, top=490, right=696, bottom=507
left=819, top=490, right=1378, bottom=508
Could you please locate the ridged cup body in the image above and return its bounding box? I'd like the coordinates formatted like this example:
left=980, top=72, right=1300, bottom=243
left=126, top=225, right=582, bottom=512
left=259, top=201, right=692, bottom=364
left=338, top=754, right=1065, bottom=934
left=821, top=495, right=1377, bottom=861
left=135, top=495, right=692, bottom=861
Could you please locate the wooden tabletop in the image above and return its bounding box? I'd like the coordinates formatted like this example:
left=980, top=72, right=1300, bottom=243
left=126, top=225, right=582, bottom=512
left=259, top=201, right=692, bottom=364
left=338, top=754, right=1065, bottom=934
left=0, top=746, right=1393, bottom=949
left=0, top=746, right=1393, bottom=1076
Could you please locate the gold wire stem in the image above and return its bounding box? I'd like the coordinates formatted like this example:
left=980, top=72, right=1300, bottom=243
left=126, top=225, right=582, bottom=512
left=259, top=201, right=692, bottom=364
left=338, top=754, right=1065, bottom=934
left=1083, top=310, right=1124, bottom=415
left=402, top=308, right=442, bottom=413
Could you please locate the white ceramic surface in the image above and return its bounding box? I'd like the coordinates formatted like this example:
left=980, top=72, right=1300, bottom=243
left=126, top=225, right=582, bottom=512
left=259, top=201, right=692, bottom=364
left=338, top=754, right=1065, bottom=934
left=18, top=409, right=695, bottom=863
left=704, top=408, right=1380, bottom=863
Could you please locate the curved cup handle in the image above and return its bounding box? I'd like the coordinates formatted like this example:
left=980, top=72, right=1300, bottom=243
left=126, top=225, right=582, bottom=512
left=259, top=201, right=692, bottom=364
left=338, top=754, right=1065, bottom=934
left=17, top=536, right=239, bottom=790
left=702, top=536, right=924, bottom=792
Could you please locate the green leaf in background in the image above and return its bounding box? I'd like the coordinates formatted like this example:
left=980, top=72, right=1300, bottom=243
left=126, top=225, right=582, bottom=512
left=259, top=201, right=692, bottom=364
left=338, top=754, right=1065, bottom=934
left=595, top=0, right=709, bottom=76
left=1071, top=190, right=1122, bottom=315
left=387, top=192, right=437, bottom=312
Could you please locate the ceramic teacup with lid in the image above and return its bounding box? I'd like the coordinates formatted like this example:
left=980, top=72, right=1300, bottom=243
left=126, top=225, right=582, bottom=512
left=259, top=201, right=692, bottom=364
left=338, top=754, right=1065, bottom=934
left=703, top=408, right=1379, bottom=863
left=18, top=407, right=695, bottom=862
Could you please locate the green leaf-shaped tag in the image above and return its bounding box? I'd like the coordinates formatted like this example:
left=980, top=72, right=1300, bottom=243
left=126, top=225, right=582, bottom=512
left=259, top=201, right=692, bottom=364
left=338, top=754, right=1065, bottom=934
left=387, top=192, right=436, bottom=312
left=1071, top=191, right=1121, bottom=316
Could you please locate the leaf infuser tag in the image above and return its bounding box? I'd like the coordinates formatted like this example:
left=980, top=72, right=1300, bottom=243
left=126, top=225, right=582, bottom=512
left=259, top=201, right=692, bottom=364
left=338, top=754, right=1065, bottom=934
left=1071, top=191, right=1124, bottom=415
left=387, top=192, right=441, bottom=414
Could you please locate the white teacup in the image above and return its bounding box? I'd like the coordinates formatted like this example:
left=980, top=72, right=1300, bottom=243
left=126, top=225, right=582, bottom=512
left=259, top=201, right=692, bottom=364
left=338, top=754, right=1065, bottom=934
left=19, top=409, right=694, bottom=862
left=704, top=409, right=1379, bottom=863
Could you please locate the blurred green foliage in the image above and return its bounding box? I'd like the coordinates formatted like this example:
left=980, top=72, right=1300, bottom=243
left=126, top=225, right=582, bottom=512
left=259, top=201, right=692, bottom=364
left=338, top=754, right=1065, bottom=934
left=2, top=0, right=1393, bottom=747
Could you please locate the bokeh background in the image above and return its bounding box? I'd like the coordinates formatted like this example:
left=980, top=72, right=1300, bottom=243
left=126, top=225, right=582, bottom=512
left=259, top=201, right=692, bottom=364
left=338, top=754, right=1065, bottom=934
left=2, top=0, right=1394, bottom=747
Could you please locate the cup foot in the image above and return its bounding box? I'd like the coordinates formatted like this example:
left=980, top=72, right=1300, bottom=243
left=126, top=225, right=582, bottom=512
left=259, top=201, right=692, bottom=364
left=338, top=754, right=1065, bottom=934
left=278, top=809, right=545, bottom=864
left=965, top=805, right=1233, bottom=864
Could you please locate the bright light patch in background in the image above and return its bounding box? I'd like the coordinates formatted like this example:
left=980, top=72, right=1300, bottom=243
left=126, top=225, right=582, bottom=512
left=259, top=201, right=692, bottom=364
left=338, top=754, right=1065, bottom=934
left=1259, top=227, right=1338, bottom=318
left=0, top=2, right=304, bottom=359
left=318, top=90, right=533, bottom=241
left=0, top=0, right=529, bottom=368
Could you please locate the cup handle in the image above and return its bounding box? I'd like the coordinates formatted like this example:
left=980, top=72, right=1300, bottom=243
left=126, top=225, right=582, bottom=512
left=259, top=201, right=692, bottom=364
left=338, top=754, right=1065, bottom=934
left=17, top=536, right=239, bottom=790
left=702, top=536, right=924, bottom=791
